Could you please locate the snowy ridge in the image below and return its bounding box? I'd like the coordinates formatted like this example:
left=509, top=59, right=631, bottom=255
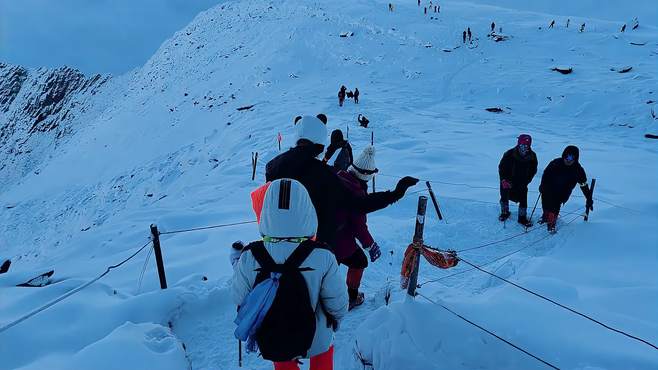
left=1, top=0, right=657, bottom=369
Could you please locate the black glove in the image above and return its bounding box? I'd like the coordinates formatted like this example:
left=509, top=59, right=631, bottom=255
left=394, top=176, right=419, bottom=198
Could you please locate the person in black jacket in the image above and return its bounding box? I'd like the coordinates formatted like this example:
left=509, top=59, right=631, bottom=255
left=498, top=134, right=538, bottom=226
left=323, top=129, right=353, bottom=172
left=539, top=145, right=593, bottom=232
left=266, top=114, right=418, bottom=246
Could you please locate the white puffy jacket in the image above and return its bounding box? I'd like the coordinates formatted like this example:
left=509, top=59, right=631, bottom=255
left=232, top=178, right=348, bottom=358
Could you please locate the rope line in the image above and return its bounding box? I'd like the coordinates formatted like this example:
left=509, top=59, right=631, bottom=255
left=0, top=239, right=152, bottom=335
left=137, top=244, right=155, bottom=293
left=419, top=213, right=582, bottom=287
left=458, top=257, right=658, bottom=351
left=159, top=220, right=257, bottom=235
left=416, top=293, right=560, bottom=370
left=379, top=173, right=640, bottom=213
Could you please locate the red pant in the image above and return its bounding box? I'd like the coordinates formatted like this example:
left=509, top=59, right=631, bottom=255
left=273, top=346, right=333, bottom=370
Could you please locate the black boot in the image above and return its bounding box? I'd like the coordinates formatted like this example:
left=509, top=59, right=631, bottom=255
left=499, top=201, right=511, bottom=221
left=517, top=207, right=533, bottom=227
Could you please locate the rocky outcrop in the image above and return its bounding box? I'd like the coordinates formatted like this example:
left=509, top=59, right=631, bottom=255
left=0, top=63, right=108, bottom=146
left=0, top=63, right=110, bottom=184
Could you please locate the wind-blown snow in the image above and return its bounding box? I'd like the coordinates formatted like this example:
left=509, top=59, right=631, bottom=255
left=1, top=0, right=656, bottom=369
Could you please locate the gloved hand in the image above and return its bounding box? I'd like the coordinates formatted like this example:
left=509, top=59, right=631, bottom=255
left=501, top=179, right=512, bottom=189
left=367, top=242, right=382, bottom=262
left=394, top=176, right=419, bottom=198
left=230, top=241, right=245, bottom=267
left=586, top=197, right=594, bottom=211
left=324, top=142, right=341, bottom=161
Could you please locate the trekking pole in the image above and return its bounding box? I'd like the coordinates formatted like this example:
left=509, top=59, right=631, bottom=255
left=527, top=193, right=541, bottom=232
left=371, top=131, right=376, bottom=192
left=584, top=178, right=596, bottom=221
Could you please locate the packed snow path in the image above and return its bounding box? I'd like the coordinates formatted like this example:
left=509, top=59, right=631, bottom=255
left=1, top=0, right=656, bottom=369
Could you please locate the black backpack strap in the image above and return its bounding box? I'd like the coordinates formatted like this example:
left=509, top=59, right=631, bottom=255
left=284, top=240, right=326, bottom=269
left=249, top=241, right=277, bottom=273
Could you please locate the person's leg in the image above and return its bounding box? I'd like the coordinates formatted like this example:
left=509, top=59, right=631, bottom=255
left=343, top=249, right=368, bottom=309
left=517, top=187, right=531, bottom=225
left=499, top=186, right=511, bottom=220
left=309, top=346, right=334, bottom=370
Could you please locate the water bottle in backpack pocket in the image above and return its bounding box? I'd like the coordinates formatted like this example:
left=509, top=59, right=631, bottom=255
left=234, top=240, right=318, bottom=362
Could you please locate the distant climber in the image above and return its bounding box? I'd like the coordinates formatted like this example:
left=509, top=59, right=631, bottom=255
left=424, top=7, right=427, bottom=14
left=467, top=27, right=472, bottom=42
left=346, top=90, right=354, bottom=99
left=324, top=129, right=353, bottom=172
left=462, top=30, right=467, bottom=43
left=620, top=24, right=626, bottom=33
left=338, top=85, right=346, bottom=107
left=539, top=145, right=593, bottom=233
left=498, top=134, right=538, bottom=227
left=549, top=20, right=555, bottom=29
left=491, top=22, right=495, bottom=33
left=353, top=88, right=360, bottom=104
left=358, top=114, right=369, bottom=128
left=566, top=18, right=570, bottom=28
left=580, top=23, right=585, bottom=32
left=388, top=3, right=394, bottom=11
left=335, top=146, right=381, bottom=310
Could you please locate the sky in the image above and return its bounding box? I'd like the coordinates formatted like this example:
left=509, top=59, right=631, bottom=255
left=0, top=0, right=221, bottom=75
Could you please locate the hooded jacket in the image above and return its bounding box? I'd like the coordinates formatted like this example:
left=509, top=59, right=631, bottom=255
left=540, top=147, right=587, bottom=203
left=266, top=145, right=399, bottom=246
left=232, top=179, right=348, bottom=358
left=334, top=171, right=375, bottom=261
left=498, top=147, right=538, bottom=188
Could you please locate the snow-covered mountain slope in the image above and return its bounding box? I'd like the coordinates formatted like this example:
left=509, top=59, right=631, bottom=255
left=1, top=0, right=656, bottom=369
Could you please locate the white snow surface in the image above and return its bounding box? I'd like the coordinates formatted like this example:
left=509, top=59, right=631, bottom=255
left=1, top=0, right=657, bottom=369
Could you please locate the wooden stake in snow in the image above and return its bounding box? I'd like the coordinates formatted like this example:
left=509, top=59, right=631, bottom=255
left=150, top=224, right=168, bottom=289
left=251, top=152, right=258, bottom=181
left=407, top=196, right=428, bottom=298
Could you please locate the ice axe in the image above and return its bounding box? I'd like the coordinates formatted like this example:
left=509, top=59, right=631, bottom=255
left=584, top=178, right=596, bottom=222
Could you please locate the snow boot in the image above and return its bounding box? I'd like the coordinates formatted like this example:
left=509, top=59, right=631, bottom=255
left=517, top=207, right=533, bottom=227
left=499, top=201, right=511, bottom=221
left=348, top=291, right=365, bottom=311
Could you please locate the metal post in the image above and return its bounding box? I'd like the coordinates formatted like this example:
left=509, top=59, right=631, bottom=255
left=407, top=196, right=427, bottom=297
left=425, top=181, right=444, bottom=221
left=150, top=224, right=168, bottom=289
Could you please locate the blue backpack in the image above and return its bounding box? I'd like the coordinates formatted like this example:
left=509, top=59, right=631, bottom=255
left=234, top=240, right=318, bottom=361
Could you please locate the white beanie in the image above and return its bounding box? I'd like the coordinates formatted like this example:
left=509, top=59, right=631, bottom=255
left=259, top=178, right=318, bottom=238
left=295, top=115, right=327, bottom=146
left=349, top=145, right=377, bottom=181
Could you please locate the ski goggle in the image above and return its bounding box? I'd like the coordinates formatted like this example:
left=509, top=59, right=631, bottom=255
left=518, top=144, right=529, bottom=155
left=564, top=154, right=575, bottom=164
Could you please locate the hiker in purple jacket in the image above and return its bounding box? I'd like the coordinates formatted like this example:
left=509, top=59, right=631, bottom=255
left=334, top=146, right=382, bottom=310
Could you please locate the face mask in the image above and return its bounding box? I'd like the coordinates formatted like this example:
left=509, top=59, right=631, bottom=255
left=564, top=154, right=575, bottom=166
left=518, top=144, right=529, bottom=156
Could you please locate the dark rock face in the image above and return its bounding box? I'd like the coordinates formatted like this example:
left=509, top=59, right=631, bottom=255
left=0, top=63, right=110, bottom=182
left=0, top=64, right=28, bottom=113
left=0, top=64, right=108, bottom=146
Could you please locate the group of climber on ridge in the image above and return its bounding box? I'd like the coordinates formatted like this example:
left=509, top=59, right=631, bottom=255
left=229, top=113, right=594, bottom=369
left=498, top=134, right=594, bottom=233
